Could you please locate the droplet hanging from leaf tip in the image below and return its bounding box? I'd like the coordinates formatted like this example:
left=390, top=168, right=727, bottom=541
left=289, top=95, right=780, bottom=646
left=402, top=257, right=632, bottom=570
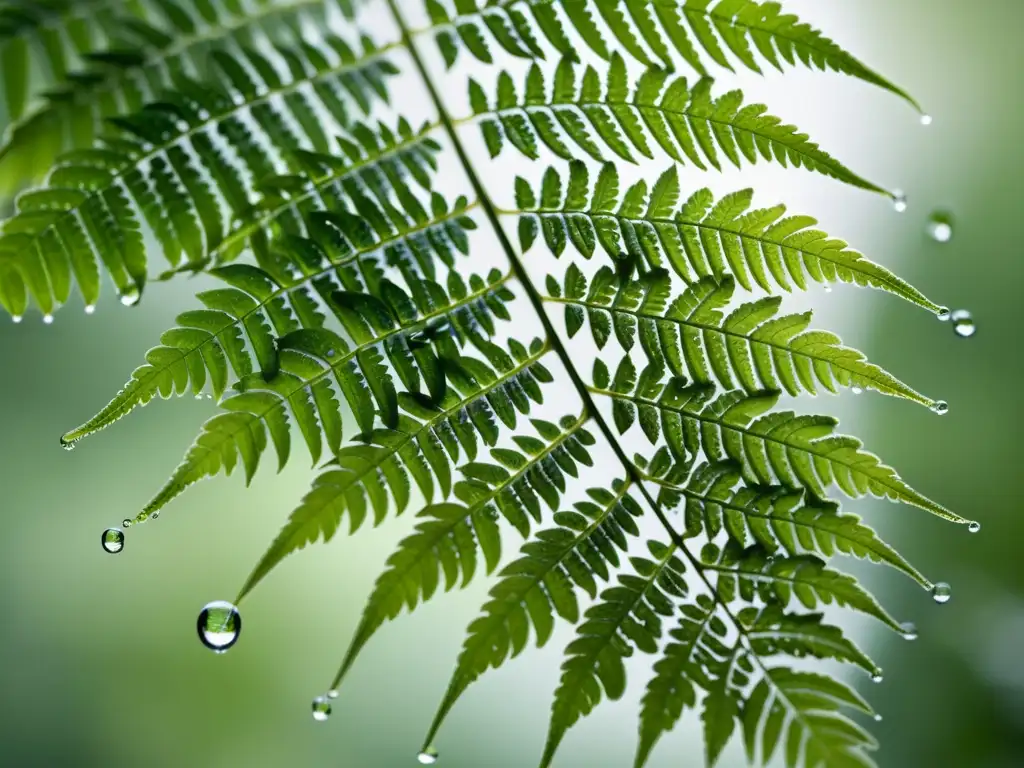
left=84, top=305, right=96, bottom=315
left=951, top=310, right=976, bottom=338
left=120, top=288, right=141, bottom=307
left=892, top=191, right=908, bottom=213
left=871, top=671, right=884, bottom=683
left=874, top=713, right=884, bottom=722
left=312, top=696, right=331, bottom=722
left=101, top=528, right=124, bottom=554
left=900, top=622, right=918, bottom=641
left=936, top=307, right=951, bottom=322
left=851, top=386, right=863, bottom=395
left=930, top=400, right=948, bottom=415
left=43, top=314, right=53, bottom=325
left=417, top=747, right=439, bottom=764
left=968, top=521, right=981, bottom=533
left=326, top=689, right=339, bottom=700
left=12, top=315, right=22, bottom=324
left=197, top=601, right=242, bottom=653
left=931, top=582, right=952, bottom=604
left=920, top=114, right=933, bottom=126
left=121, top=518, right=132, bottom=529
left=60, top=435, right=75, bottom=451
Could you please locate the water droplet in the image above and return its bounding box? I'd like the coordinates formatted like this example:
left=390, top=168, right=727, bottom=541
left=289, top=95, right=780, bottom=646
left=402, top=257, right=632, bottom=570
left=197, top=600, right=242, bottom=652
left=84, top=304, right=96, bottom=315
left=325, top=349, right=336, bottom=359
left=120, top=288, right=141, bottom=307
left=926, top=211, right=954, bottom=243
left=931, top=582, right=952, bottom=604
left=930, top=400, right=948, bottom=415
left=892, top=191, right=908, bottom=213
left=936, top=307, right=951, bottom=322
left=951, top=310, right=975, bottom=338
left=151, top=511, right=160, bottom=520
left=121, top=518, right=132, bottom=529
left=101, top=528, right=125, bottom=554
left=326, top=689, right=339, bottom=700
left=42, top=314, right=54, bottom=325
left=312, top=695, right=332, bottom=722
left=900, top=622, right=918, bottom=641
left=12, top=315, right=22, bottom=324
left=874, top=713, right=884, bottom=722
left=968, top=521, right=981, bottom=533
left=871, top=671, right=884, bottom=683
left=417, top=748, right=439, bottom=765
left=60, top=436, right=75, bottom=451
left=920, top=114, right=933, bottom=126
left=851, top=386, right=863, bottom=395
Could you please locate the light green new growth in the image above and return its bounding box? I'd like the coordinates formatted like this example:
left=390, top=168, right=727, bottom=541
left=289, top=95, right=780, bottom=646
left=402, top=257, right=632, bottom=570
left=0, top=1, right=970, bottom=767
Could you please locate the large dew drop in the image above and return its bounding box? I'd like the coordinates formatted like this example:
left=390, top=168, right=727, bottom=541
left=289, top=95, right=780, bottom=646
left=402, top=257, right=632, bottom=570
left=120, top=288, right=141, bottom=307
left=197, top=600, right=242, bottom=652
left=968, top=521, right=981, bottom=534
left=101, top=528, right=125, bottom=554
left=900, top=622, right=918, bottom=641
left=417, top=747, right=439, bottom=764
left=951, top=310, right=976, bottom=338
left=926, top=211, right=954, bottom=243
left=931, top=582, right=952, bottom=604
left=312, top=696, right=331, bottom=722
left=930, top=400, right=949, bottom=416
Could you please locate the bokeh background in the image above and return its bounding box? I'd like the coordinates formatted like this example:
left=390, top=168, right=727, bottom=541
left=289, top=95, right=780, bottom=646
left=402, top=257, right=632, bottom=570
left=0, top=0, right=1020, bottom=766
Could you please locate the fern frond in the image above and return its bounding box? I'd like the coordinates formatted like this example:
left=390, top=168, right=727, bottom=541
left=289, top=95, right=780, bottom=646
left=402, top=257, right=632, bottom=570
left=330, top=411, right=596, bottom=690
left=540, top=538, right=688, bottom=768
left=0, top=35, right=410, bottom=317
left=653, top=462, right=930, bottom=588
left=470, top=55, right=883, bottom=193
left=704, top=542, right=902, bottom=631
left=0, top=0, right=359, bottom=195
left=548, top=263, right=935, bottom=407
left=423, top=477, right=642, bottom=746
left=61, top=197, right=480, bottom=447
left=595, top=370, right=974, bottom=525
left=131, top=280, right=519, bottom=523
left=427, top=0, right=918, bottom=109
left=511, top=163, right=943, bottom=313
left=237, top=338, right=555, bottom=598
left=635, top=593, right=722, bottom=768
left=743, top=667, right=877, bottom=767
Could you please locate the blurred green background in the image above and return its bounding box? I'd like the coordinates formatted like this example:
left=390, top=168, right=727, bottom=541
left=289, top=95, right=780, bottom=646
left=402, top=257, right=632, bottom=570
left=1, top=1, right=1020, bottom=766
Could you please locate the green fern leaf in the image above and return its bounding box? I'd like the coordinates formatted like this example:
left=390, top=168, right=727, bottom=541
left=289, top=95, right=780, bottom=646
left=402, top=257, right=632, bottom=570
left=472, top=55, right=884, bottom=193
left=60, top=214, right=489, bottom=447
left=0, top=1, right=367, bottom=196
left=429, top=0, right=918, bottom=109
left=635, top=593, right=723, bottom=768
left=743, top=667, right=877, bottom=767
left=540, top=538, right=688, bottom=768
left=512, top=162, right=943, bottom=313
left=595, top=372, right=974, bottom=525
left=653, top=462, right=931, bottom=588
left=237, top=339, right=555, bottom=598
left=422, top=478, right=643, bottom=747
left=330, top=411, right=595, bottom=691
left=0, top=38, right=412, bottom=318
left=704, top=542, right=902, bottom=631
left=130, top=279, right=520, bottom=523
left=549, top=263, right=935, bottom=407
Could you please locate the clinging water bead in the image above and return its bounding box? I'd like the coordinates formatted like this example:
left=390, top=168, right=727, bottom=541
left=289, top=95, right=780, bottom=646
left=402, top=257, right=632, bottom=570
left=101, top=528, right=125, bottom=554
left=931, top=583, right=952, bottom=604
left=197, top=601, right=242, bottom=652
left=900, top=622, right=918, bottom=641
left=951, top=310, right=976, bottom=338
left=417, top=748, right=439, bottom=765
left=892, top=191, right=908, bottom=213
left=311, top=696, right=331, bottom=722
left=968, top=521, right=981, bottom=533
